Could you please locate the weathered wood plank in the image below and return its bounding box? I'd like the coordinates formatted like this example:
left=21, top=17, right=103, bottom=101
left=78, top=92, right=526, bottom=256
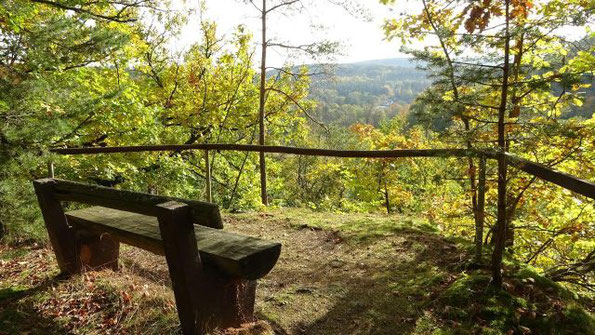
left=49, top=145, right=595, bottom=200
left=45, top=178, right=223, bottom=229
left=65, top=206, right=281, bottom=280
left=156, top=202, right=202, bottom=335
left=33, top=179, right=80, bottom=274
left=502, top=153, right=595, bottom=200
left=50, top=144, right=475, bottom=158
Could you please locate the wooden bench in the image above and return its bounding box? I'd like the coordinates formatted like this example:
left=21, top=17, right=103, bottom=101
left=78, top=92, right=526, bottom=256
left=33, top=178, right=281, bottom=335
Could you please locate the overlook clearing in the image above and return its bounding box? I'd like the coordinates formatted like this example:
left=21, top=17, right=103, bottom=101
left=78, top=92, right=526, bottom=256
left=1, top=0, right=594, bottom=334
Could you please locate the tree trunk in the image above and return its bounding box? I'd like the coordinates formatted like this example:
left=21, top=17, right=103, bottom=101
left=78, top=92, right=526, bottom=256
left=475, top=155, right=486, bottom=264
left=504, top=34, right=525, bottom=248
left=463, top=119, right=480, bottom=253
left=421, top=1, right=480, bottom=252
left=258, top=0, right=268, bottom=206
left=383, top=181, right=391, bottom=214
left=491, top=0, right=511, bottom=288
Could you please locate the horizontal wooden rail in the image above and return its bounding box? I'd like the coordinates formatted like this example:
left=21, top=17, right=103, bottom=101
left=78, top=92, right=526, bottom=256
left=50, top=144, right=476, bottom=158
left=480, top=150, right=595, bottom=200
left=49, top=144, right=595, bottom=200
left=502, top=153, right=595, bottom=200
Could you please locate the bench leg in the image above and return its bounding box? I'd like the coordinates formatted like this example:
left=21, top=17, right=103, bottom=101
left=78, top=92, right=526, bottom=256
left=156, top=201, right=259, bottom=334
left=33, top=179, right=81, bottom=275
left=157, top=202, right=203, bottom=335
left=76, top=231, right=120, bottom=271
left=197, top=271, right=257, bottom=330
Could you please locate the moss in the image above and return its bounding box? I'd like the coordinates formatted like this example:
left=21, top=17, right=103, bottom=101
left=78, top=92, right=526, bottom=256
left=268, top=290, right=295, bottom=306
left=431, top=267, right=595, bottom=335
left=0, top=285, right=28, bottom=301
left=2, top=209, right=592, bottom=334
left=559, top=304, right=595, bottom=335
left=440, top=274, right=489, bottom=304
left=258, top=308, right=282, bottom=324
left=513, top=267, right=577, bottom=301
left=412, top=312, right=451, bottom=335
left=0, top=247, right=31, bottom=260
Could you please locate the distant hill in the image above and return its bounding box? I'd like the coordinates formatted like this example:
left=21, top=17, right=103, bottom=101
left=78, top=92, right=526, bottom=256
left=308, top=58, right=430, bottom=127
left=304, top=57, right=593, bottom=129
left=346, top=58, right=418, bottom=68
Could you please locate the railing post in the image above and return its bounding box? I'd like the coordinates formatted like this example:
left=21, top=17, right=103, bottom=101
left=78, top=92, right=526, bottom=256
left=48, top=161, right=55, bottom=178
left=205, top=150, right=212, bottom=203
left=475, top=154, right=486, bottom=263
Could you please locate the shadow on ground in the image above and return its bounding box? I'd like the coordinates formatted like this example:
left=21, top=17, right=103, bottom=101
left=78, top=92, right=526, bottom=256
left=286, top=232, right=462, bottom=335
left=0, top=275, right=72, bottom=335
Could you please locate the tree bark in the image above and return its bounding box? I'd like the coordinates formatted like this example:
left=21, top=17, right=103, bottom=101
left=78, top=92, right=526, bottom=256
left=504, top=33, right=525, bottom=247
left=491, top=0, right=511, bottom=288
left=384, top=183, right=391, bottom=214
left=475, top=155, right=486, bottom=264
left=258, top=0, right=268, bottom=206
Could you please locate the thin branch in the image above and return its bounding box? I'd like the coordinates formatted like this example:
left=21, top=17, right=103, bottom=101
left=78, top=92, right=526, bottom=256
left=265, top=87, right=328, bottom=131
left=30, top=0, right=141, bottom=22
left=266, top=0, right=300, bottom=13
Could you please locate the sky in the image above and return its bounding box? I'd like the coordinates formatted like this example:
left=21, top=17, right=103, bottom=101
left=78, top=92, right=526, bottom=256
left=174, top=0, right=413, bottom=67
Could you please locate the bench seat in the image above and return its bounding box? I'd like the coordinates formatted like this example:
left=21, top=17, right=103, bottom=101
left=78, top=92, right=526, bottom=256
left=65, top=206, right=281, bottom=280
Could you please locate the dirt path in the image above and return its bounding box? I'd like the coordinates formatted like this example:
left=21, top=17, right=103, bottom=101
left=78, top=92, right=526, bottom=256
left=227, top=211, right=465, bottom=334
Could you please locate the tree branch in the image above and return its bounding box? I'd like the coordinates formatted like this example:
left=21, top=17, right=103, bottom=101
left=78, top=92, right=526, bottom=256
left=266, top=87, right=328, bottom=131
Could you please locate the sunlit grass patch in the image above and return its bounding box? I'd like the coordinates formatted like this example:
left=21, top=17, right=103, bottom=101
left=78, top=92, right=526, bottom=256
left=233, top=207, right=439, bottom=244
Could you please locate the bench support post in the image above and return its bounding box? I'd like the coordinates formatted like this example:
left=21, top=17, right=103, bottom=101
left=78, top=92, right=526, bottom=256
left=157, top=201, right=204, bottom=335
left=197, top=272, right=256, bottom=328
left=34, top=178, right=120, bottom=274
left=157, top=201, right=257, bottom=334
left=33, top=178, right=80, bottom=274
left=76, top=230, right=120, bottom=271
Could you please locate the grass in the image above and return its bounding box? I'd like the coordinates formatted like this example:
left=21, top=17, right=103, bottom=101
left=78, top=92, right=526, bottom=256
left=1, top=208, right=593, bottom=334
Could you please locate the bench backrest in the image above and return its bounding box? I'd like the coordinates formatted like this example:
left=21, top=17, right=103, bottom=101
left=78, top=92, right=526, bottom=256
left=34, top=178, right=223, bottom=229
